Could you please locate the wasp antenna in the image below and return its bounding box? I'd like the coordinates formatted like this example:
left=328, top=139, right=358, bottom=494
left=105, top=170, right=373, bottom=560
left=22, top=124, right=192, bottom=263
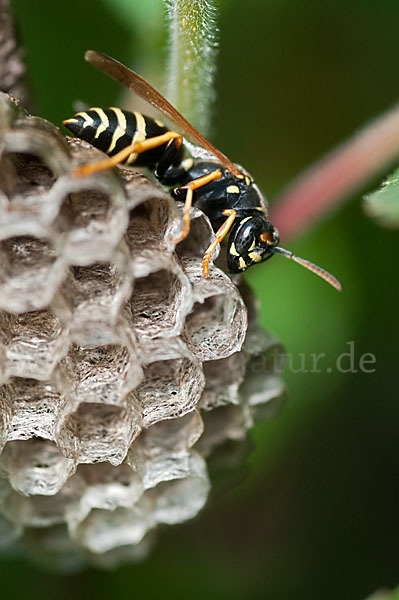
left=272, top=247, right=342, bottom=291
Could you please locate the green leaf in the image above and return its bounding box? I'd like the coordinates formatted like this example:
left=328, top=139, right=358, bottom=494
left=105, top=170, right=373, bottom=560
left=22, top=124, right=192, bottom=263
left=365, top=587, right=399, bottom=600
left=364, top=168, right=399, bottom=228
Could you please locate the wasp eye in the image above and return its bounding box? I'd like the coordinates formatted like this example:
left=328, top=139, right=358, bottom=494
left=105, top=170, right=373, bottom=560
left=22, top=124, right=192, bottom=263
left=235, top=224, right=256, bottom=254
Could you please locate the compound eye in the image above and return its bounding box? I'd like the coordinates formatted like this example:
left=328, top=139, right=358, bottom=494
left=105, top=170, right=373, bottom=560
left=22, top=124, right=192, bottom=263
left=235, top=216, right=270, bottom=254
left=237, top=223, right=256, bottom=253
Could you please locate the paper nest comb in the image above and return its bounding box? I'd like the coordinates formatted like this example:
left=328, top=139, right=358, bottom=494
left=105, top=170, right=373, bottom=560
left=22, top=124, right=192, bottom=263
left=0, top=93, right=286, bottom=570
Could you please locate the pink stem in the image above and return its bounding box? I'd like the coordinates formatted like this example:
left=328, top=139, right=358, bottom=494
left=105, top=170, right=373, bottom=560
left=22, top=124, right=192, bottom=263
left=270, top=103, right=399, bottom=241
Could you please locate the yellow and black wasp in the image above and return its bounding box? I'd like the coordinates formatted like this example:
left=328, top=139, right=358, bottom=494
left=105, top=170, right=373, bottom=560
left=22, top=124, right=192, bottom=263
left=63, top=51, right=341, bottom=290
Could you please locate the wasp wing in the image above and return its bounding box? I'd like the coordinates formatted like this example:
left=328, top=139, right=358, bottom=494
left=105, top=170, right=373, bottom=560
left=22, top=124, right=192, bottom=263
left=85, top=50, right=242, bottom=177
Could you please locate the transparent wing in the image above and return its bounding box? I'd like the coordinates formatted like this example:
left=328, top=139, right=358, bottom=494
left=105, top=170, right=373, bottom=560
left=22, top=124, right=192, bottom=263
left=85, top=50, right=242, bottom=177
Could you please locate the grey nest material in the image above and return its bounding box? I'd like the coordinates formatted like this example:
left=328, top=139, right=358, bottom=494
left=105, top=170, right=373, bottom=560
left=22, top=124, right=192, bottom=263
left=0, top=93, right=285, bottom=570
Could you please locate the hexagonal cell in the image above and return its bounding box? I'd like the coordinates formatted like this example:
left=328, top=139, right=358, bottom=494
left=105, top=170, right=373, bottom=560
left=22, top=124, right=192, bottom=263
left=0, top=107, right=70, bottom=234
left=57, top=396, right=141, bottom=466
left=241, top=374, right=286, bottom=424
left=0, top=151, right=55, bottom=201
left=195, top=404, right=251, bottom=459
left=70, top=498, right=154, bottom=554
left=0, top=235, right=66, bottom=312
left=124, top=190, right=178, bottom=256
left=77, top=462, right=143, bottom=512
left=243, top=324, right=286, bottom=374
left=0, top=111, right=69, bottom=208
left=0, top=152, right=57, bottom=242
left=55, top=343, right=142, bottom=409
left=240, top=325, right=287, bottom=424
left=200, top=351, right=248, bottom=411
left=2, top=115, right=70, bottom=177
left=64, top=464, right=144, bottom=546
left=55, top=252, right=133, bottom=347
left=3, top=378, right=68, bottom=442
left=0, top=438, right=75, bottom=496
left=181, top=257, right=247, bottom=361
left=0, top=309, right=69, bottom=381
left=136, top=358, right=205, bottom=428
left=141, top=411, right=203, bottom=456
left=149, top=451, right=210, bottom=525
left=88, top=532, right=154, bottom=569
left=1, top=478, right=82, bottom=528
left=127, top=411, right=204, bottom=489
left=56, top=181, right=128, bottom=265
left=184, top=284, right=247, bottom=361
left=128, top=266, right=190, bottom=344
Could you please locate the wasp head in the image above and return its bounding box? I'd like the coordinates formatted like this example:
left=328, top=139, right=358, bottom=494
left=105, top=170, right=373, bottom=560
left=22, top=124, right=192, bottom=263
left=227, top=215, right=280, bottom=273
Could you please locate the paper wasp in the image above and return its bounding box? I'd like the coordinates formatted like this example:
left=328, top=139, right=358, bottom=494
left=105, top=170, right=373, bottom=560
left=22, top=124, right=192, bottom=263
left=63, top=51, right=341, bottom=290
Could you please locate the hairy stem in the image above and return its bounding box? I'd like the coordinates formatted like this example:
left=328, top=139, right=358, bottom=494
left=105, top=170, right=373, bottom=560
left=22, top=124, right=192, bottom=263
left=270, top=103, right=399, bottom=241
left=164, top=0, right=219, bottom=136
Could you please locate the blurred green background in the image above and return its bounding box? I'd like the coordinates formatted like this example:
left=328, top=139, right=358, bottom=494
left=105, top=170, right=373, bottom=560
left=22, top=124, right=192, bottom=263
left=4, top=0, right=399, bottom=598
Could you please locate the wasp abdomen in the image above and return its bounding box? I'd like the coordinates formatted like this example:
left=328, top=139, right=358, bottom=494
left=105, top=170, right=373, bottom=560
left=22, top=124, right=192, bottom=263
left=63, top=108, right=169, bottom=166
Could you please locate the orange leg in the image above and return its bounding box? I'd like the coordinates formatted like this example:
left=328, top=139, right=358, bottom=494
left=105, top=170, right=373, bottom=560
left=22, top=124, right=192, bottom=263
left=72, top=131, right=183, bottom=178
left=173, top=169, right=222, bottom=244
left=202, top=209, right=237, bottom=278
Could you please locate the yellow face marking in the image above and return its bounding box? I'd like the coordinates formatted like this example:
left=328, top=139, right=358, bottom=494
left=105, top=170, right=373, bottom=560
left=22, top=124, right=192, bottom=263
left=227, top=185, right=240, bottom=194
left=73, top=112, right=95, bottom=128
left=240, top=216, right=252, bottom=225
left=127, top=111, right=147, bottom=164
left=229, top=242, right=240, bottom=257
left=245, top=176, right=251, bottom=186
left=248, top=240, right=256, bottom=252
left=107, top=107, right=127, bottom=153
left=239, top=257, right=247, bottom=270
left=155, top=119, right=165, bottom=128
left=248, top=251, right=263, bottom=263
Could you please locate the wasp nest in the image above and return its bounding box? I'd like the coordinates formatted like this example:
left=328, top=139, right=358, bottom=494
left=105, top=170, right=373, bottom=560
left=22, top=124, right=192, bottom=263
left=0, top=93, right=285, bottom=570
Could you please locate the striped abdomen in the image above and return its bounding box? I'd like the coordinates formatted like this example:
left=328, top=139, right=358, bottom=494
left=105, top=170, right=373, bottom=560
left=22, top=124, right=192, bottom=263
left=63, top=107, right=171, bottom=167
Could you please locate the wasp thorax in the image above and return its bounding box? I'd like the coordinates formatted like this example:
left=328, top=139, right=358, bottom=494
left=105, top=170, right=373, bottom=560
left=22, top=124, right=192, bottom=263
left=227, top=216, right=280, bottom=273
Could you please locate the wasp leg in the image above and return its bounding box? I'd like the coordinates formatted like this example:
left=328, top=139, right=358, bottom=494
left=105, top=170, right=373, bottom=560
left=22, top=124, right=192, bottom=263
left=202, top=209, right=237, bottom=278
left=172, top=169, right=222, bottom=244
left=72, top=131, right=183, bottom=178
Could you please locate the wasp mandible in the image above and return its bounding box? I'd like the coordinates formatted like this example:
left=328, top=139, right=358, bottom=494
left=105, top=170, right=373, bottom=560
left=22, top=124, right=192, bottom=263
left=63, top=51, right=341, bottom=290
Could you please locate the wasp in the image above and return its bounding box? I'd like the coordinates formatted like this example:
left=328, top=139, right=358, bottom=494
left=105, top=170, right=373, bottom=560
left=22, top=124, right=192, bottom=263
left=63, top=51, right=341, bottom=290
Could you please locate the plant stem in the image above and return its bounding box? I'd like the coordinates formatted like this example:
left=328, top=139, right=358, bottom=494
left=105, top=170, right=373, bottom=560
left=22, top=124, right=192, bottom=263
left=270, top=103, right=399, bottom=241
left=164, top=0, right=219, bottom=136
